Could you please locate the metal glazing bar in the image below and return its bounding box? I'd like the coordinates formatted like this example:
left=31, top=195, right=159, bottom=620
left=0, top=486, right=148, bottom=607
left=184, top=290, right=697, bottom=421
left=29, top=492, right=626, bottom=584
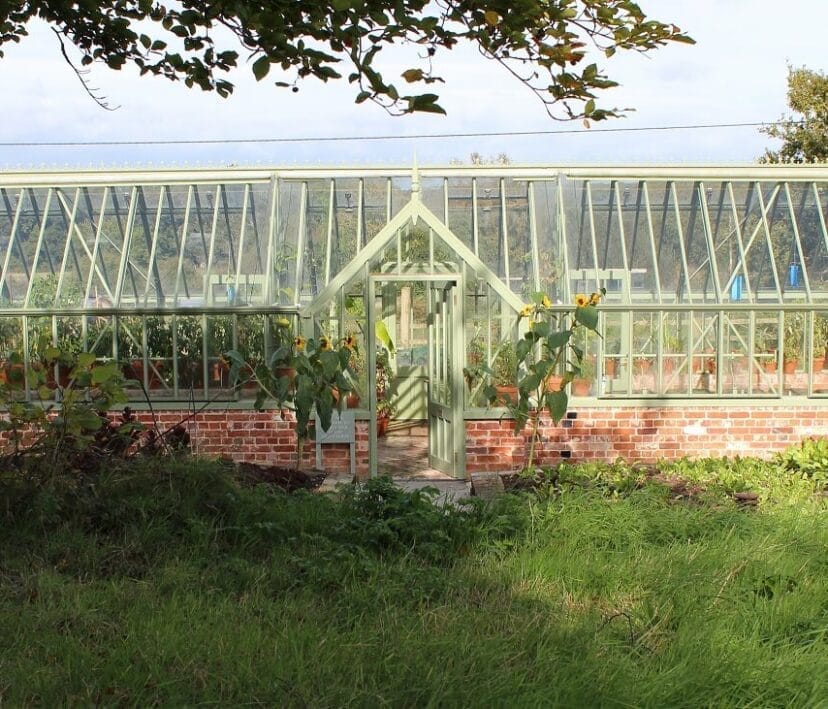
left=293, top=181, right=308, bottom=302
left=500, top=178, right=511, bottom=287
left=443, top=177, right=449, bottom=226
left=80, top=187, right=113, bottom=303
left=263, top=174, right=279, bottom=304
left=528, top=181, right=540, bottom=292
left=0, top=189, right=24, bottom=300
left=812, top=183, right=828, bottom=259
left=755, top=183, right=783, bottom=302
left=557, top=177, right=571, bottom=303
left=54, top=187, right=80, bottom=305
left=669, top=182, right=695, bottom=303
left=202, top=185, right=222, bottom=304
left=585, top=182, right=601, bottom=291
left=725, top=182, right=754, bottom=301
left=220, top=186, right=237, bottom=273
left=601, top=181, right=615, bottom=269
left=113, top=186, right=138, bottom=307
left=27, top=187, right=56, bottom=273
left=23, top=188, right=54, bottom=307
left=324, top=179, right=334, bottom=286
left=472, top=178, right=479, bottom=256
left=612, top=182, right=633, bottom=302
left=54, top=188, right=85, bottom=299
left=386, top=176, right=392, bottom=223
left=642, top=183, right=663, bottom=304
left=784, top=182, right=811, bottom=299
left=357, top=178, right=364, bottom=252
left=172, top=187, right=194, bottom=304
left=234, top=184, right=251, bottom=287
left=698, top=182, right=723, bottom=302
left=247, top=187, right=264, bottom=275
left=141, top=187, right=165, bottom=304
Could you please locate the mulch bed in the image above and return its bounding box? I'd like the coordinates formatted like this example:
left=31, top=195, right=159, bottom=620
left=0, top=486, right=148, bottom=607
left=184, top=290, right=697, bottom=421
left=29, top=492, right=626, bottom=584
left=233, top=462, right=326, bottom=493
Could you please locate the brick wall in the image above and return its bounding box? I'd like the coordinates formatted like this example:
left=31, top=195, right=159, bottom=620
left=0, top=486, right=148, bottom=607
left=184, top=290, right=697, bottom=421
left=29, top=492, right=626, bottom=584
left=465, top=406, right=828, bottom=472
left=133, top=410, right=370, bottom=476
left=6, top=405, right=825, bottom=478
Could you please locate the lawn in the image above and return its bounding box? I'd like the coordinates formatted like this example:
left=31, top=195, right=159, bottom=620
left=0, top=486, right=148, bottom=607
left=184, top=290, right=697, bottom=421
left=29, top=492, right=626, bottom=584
left=1, top=448, right=827, bottom=707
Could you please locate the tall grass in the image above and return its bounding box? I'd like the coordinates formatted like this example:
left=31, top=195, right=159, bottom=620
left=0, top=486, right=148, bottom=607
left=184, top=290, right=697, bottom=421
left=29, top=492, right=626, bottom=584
left=1, top=455, right=827, bottom=706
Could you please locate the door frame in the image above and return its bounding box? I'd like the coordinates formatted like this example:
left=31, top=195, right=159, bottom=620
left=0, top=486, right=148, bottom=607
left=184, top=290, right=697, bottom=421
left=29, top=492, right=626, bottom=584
left=367, top=272, right=465, bottom=479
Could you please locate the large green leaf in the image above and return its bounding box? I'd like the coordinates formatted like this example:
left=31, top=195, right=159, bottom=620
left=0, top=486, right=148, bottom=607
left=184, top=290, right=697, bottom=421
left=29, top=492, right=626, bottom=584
left=574, top=305, right=599, bottom=331
left=546, top=390, right=568, bottom=423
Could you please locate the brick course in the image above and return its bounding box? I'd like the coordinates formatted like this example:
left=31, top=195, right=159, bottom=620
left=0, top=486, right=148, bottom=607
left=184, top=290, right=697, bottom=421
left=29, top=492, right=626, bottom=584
left=464, top=406, right=828, bottom=472
left=5, top=406, right=826, bottom=478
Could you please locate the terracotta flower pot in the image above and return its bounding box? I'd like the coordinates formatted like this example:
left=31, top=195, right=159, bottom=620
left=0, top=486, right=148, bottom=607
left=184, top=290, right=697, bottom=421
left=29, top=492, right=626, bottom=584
left=495, top=384, right=519, bottom=404
left=571, top=378, right=592, bottom=396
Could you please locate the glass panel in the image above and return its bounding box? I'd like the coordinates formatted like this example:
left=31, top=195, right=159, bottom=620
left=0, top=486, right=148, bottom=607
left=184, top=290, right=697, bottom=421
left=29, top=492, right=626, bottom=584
left=721, top=311, right=751, bottom=395
left=814, top=311, right=828, bottom=394
left=533, top=181, right=563, bottom=301
left=797, top=184, right=828, bottom=302
left=446, top=178, right=474, bottom=250
left=475, top=177, right=503, bottom=277
left=754, top=311, right=781, bottom=395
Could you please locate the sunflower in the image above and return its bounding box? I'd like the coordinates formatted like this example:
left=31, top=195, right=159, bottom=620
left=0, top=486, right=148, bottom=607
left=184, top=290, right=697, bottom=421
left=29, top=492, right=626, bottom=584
left=574, top=293, right=590, bottom=308
left=342, top=334, right=357, bottom=351
left=541, top=295, right=552, bottom=308
left=293, top=336, right=306, bottom=351
left=319, top=336, right=332, bottom=351
left=590, top=292, right=602, bottom=305
left=520, top=304, right=533, bottom=318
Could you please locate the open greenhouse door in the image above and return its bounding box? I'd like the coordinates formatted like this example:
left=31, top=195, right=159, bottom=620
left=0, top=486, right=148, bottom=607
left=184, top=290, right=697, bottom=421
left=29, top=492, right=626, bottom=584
left=426, top=279, right=465, bottom=477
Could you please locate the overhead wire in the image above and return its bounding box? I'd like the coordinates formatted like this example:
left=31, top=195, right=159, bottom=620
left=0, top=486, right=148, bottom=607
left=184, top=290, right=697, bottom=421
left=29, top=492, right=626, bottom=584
left=0, top=120, right=803, bottom=148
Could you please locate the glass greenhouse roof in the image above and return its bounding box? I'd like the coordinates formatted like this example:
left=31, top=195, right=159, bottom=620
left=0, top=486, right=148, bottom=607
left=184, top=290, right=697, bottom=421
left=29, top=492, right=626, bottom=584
left=0, top=164, right=826, bottom=314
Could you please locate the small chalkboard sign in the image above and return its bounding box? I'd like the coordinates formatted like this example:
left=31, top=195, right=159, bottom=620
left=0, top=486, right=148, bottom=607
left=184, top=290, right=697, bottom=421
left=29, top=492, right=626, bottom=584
left=316, top=411, right=355, bottom=444
left=315, top=411, right=356, bottom=478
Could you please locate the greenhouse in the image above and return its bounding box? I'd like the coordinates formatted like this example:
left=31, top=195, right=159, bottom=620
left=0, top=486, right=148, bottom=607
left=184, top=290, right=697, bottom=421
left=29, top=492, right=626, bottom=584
left=1, top=163, right=828, bottom=478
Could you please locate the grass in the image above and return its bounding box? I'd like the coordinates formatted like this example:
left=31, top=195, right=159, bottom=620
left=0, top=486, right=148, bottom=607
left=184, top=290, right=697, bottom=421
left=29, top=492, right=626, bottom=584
left=1, top=452, right=827, bottom=707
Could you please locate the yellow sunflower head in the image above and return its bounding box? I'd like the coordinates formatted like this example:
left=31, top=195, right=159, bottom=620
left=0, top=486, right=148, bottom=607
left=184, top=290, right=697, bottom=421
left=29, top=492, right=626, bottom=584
left=541, top=295, right=552, bottom=308
left=343, top=334, right=357, bottom=351
left=574, top=293, right=589, bottom=308
left=293, top=336, right=306, bottom=351
left=318, top=336, right=332, bottom=351
left=590, top=292, right=602, bottom=305
left=519, top=304, right=533, bottom=318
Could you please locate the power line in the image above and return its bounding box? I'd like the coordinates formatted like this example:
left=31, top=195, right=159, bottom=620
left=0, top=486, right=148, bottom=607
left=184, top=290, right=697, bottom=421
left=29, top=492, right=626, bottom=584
left=0, top=120, right=800, bottom=149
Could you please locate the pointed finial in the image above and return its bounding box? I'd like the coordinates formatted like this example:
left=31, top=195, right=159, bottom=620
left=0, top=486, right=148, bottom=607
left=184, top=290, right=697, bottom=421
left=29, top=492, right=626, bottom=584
left=411, top=153, right=420, bottom=201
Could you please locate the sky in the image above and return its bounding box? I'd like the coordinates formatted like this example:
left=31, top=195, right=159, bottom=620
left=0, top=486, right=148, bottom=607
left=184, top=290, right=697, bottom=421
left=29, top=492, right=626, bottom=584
left=1, top=0, right=826, bottom=168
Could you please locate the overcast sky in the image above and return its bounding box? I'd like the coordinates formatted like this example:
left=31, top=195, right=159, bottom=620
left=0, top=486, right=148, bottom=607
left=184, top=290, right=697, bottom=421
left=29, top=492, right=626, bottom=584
left=1, top=1, right=826, bottom=168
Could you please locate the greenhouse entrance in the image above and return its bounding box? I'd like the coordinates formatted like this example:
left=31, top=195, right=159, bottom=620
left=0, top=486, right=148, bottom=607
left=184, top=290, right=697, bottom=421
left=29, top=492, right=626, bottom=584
left=369, top=275, right=464, bottom=479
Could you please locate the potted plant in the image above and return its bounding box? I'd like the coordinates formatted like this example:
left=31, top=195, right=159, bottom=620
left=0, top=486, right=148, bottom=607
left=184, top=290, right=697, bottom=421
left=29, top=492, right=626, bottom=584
left=783, top=312, right=804, bottom=374
left=571, top=355, right=595, bottom=396
left=813, top=314, right=828, bottom=371
left=755, top=320, right=779, bottom=373
left=376, top=397, right=396, bottom=437
left=492, top=340, right=519, bottom=403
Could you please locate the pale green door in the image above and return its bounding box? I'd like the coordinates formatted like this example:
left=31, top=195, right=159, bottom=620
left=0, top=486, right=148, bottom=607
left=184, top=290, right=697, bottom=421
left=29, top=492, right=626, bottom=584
left=427, top=280, right=465, bottom=477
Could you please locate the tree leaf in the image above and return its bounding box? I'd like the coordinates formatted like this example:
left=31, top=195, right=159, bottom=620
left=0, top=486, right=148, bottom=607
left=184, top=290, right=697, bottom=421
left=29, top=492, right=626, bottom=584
left=401, top=68, right=423, bottom=83
left=252, top=55, right=270, bottom=81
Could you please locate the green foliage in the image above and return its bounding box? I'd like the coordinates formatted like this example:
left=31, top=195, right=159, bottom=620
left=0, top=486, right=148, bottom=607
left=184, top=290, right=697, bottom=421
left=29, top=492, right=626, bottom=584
left=1, top=1, right=691, bottom=118
left=226, top=319, right=356, bottom=448
left=775, top=437, right=828, bottom=487
left=761, top=65, right=828, bottom=163
left=486, top=289, right=605, bottom=471
left=2, top=454, right=828, bottom=706
left=0, top=346, right=140, bottom=474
